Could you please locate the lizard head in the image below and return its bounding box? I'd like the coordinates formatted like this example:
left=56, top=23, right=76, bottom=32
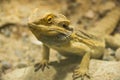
left=28, top=8, right=73, bottom=42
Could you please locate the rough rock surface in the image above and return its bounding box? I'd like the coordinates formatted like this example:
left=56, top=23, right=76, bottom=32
left=2, top=59, right=120, bottom=80
left=115, top=48, right=120, bottom=61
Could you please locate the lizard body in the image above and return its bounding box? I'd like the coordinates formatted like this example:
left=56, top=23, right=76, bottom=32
left=28, top=8, right=120, bottom=80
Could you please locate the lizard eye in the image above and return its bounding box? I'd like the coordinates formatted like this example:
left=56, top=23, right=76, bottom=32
left=48, top=17, right=52, bottom=21
left=46, top=16, right=53, bottom=24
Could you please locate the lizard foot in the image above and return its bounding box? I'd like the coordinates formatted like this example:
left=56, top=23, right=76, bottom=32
left=73, top=67, right=90, bottom=80
left=34, top=60, right=49, bottom=72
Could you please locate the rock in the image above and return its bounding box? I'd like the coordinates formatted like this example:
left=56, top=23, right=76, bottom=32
left=14, top=50, right=23, bottom=59
left=105, top=34, right=120, bottom=49
left=16, top=61, right=28, bottom=68
left=99, top=1, right=116, bottom=14
left=84, top=10, right=95, bottom=19
left=115, top=48, right=120, bottom=61
left=1, top=61, right=12, bottom=73
left=1, top=61, right=12, bottom=69
left=103, top=48, right=116, bottom=61
left=2, top=59, right=120, bottom=80
left=1, top=28, right=11, bottom=37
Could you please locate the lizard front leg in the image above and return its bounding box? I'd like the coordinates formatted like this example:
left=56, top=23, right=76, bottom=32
left=73, top=52, right=91, bottom=80
left=34, top=44, right=50, bottom=72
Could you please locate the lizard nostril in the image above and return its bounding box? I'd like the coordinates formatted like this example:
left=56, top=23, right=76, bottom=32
left=62, top=24, right=73, bottom=31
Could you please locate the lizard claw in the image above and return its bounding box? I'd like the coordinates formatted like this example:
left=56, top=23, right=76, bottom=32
left=34, top=60, right=49, bottom=72
left=72, top=67, right=90, bottom=80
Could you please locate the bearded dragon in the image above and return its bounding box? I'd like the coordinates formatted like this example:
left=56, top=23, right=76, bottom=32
left=28, top=8, right=120, bottom=80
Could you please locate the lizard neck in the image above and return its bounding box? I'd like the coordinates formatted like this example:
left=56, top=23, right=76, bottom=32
left=37, top=32, right=72, bottom=46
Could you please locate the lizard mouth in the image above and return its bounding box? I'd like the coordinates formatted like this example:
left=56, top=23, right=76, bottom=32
left=28, top=22, right=72, bottom=34
left=28, top=22, right=73, bottom=41
left=28, top=23, right=44, bottom=30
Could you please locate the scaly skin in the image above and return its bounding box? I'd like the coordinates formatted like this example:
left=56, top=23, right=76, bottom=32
left=28, top=8, right=120, bottom=80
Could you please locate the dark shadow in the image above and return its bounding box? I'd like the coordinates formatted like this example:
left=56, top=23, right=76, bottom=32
left=49, top=56, right=82, bottom=80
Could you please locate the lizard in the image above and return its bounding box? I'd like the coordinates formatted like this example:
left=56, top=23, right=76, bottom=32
left=28, top=8, right=120, bottom=80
